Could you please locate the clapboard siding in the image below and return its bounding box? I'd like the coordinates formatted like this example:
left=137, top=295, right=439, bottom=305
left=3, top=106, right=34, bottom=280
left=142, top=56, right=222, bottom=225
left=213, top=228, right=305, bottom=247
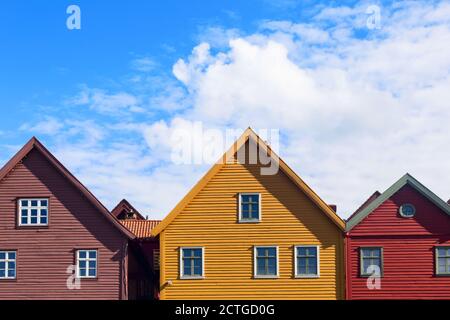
left=347, top=184, right=450, bottom=299
left=0, top=148, right=127, bottom=300
left=161, top=158, right=344, bottom=300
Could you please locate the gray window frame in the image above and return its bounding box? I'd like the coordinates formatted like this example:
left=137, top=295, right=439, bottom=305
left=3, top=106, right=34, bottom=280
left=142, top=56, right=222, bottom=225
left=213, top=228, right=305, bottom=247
left=435, top=246, right=450, bottom=276
left=359, top=247, right=383, bottom=277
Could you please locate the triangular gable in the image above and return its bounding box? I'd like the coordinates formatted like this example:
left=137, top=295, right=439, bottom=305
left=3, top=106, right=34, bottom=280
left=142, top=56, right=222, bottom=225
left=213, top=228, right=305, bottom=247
left=346, top=173, right=450, bottom=231
left=112, top=199, right=146, bottom=220
left=152, top=128, right=345, bottom=236
left=0, top=137, right=135, bottom=239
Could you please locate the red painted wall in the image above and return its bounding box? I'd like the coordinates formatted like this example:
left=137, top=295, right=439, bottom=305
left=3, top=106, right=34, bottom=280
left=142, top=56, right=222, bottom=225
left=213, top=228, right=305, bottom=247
left=0, top=149, right=128, bottom=300
left=347, top=185, right=450, bottom=299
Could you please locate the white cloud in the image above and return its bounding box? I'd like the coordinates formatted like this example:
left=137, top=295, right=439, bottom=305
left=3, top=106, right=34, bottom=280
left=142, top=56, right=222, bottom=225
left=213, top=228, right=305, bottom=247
left=17, top=1, right=450, bottom=220
left=20, top=116, right=64, bottom=135
left=131, top=57, right=157, bottom=72
left=68, top=87, right=143, bottom=115
left=158, top=1, right=450, bottom=217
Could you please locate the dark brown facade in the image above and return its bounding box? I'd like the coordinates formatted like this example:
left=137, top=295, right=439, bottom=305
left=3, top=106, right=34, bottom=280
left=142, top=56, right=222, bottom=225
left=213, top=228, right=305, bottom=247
left=0, top=137, right=135, bottom=300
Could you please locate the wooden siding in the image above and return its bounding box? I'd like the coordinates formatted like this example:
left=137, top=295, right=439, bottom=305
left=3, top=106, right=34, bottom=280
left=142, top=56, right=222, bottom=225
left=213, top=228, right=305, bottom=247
left=0, top=148, right=128, bottom=300
left=160, top=150, right=344, bottom=300
left=347, top=185, right=450, bottom=299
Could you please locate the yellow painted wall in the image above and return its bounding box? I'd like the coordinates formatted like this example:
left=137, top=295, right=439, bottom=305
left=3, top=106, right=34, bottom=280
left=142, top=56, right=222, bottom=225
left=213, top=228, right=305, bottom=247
left=160, top=153, right=344, bottom=300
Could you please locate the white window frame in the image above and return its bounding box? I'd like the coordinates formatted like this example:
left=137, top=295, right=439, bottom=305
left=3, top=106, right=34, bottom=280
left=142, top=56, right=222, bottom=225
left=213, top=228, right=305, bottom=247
left=17, top=198, right=49, bottom=226
left=238, top=193, right=262, bottom=223
left=179, top=247, right=205, bottom=279
left=0, top=251, right=16, bottom=280
left=294, top=245, right=320, bottom=278
left=253, top=246, right=279, bottom=279
left=76, top=250, right=98, bottom=279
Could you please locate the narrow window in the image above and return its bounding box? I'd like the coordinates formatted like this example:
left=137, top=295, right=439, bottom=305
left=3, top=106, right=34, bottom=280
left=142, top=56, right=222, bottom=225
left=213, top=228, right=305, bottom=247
left=153, top=249, right=160, bottom=270
left=0, top=251, right=16, bottom=279
left=18, top=198, right=49, bottom=226
left=436, top=247, right=450, bottom=275
left=239, top=193, right=261, bottom=222
left=254, top=246, right=278, bottom=278
left=180, top=247, right=204, bottom=279
left=360, top=247, right=383, bottom=277
left=76, top=250, right=97, bottom=278
left=295, top=246, right=319, bottom=277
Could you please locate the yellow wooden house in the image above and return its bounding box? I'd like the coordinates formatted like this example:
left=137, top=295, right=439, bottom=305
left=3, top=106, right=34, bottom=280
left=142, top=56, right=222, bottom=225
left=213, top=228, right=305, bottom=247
left=152, top=128, right=345, bottom=299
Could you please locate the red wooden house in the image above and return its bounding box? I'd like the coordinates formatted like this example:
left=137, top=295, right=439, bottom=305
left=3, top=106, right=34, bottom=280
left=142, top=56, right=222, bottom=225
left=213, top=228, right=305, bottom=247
left=346, top=173, right=450, bottom=299
left=0, top=137, right=156, bottom=300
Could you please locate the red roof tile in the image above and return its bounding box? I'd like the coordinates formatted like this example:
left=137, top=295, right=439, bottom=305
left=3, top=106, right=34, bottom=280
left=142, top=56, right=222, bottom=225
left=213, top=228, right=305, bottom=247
left=120, top=220, right=161, bottom=239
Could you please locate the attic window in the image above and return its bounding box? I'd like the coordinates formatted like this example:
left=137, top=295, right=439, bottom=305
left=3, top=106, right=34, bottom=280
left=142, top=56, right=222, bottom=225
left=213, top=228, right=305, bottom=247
left=238, top=193, right=261, bottom=222
left=18, top=198, right=49, bottom=226
left=399, top=203, right=416, bottom=218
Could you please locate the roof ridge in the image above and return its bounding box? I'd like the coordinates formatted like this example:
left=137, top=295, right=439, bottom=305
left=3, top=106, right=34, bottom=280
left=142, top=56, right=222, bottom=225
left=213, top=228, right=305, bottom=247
left=0, top=137, right=135, bottom=239
left=151, top=128, right=345, bottom=236
left=346, top=173, right=450, bottom=231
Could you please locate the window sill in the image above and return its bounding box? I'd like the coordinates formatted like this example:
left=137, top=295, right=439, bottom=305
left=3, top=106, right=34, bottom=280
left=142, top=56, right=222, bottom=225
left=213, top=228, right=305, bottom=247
left=254, top=276, right=279, bottom=279
left=295, top=275, right=320, bottom=279
left=16, top=225, right=49, bottom=230
left=238, top=220, right=261, bottom=224
left=77, top=277, right=99, bottom=281
left=180, top=276, right=205, bottom=280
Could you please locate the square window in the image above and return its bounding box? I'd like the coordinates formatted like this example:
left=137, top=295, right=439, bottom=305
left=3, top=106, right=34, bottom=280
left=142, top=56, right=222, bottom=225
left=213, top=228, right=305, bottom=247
left=18, top=198, right=49, bottom=226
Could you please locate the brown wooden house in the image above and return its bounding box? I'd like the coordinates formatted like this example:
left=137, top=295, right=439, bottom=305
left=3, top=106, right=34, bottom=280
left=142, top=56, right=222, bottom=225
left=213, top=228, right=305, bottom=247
left=0, top=137, right=155, bottom=300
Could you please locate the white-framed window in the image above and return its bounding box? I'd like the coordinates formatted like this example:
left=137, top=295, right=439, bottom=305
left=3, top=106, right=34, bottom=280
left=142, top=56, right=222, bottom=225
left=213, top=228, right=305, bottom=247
left=18, top=198, right=49, bottom=226
left=294, top=245, right=320, bottom=278
left=76, top=250, right=97, bottom=278
left=180, top=247, right=204, bottom=279
left=238, top=193, right=261, bottom=222
left=360, top=247, right=383, bottom=277
left=436, top=247, right=450, bottom=275
left=0, top=251, right=16, bottom=279
left=254, top=246, right=278, bottom=278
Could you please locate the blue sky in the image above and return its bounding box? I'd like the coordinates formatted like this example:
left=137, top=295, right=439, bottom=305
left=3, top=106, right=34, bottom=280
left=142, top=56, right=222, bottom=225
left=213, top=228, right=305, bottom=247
left=1, top=1, right=449, bottom=219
